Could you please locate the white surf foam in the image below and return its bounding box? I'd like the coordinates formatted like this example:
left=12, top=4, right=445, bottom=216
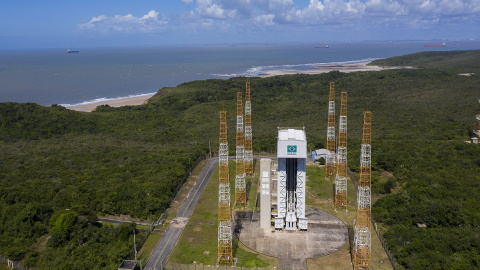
left=59, top=92, right=156, bottom=108
left=211, top=58, right=380, bottom=78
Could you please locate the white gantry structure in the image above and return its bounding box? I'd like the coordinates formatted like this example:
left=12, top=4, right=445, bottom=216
left=275, top=128, right=308, bottom=231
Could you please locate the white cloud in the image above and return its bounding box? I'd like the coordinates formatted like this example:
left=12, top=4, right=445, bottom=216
left=78, top=0, right=480, bottom=40
left=79, top=10, right=168, bottom=33
left=195, top=0, right=240, bottom=19
left=255, top=14, right=276, bottom=26
left=365, top=0, right=404, bottom=15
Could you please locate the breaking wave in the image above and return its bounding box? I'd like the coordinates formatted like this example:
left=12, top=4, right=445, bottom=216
left=211, top=58, right=380, bottom=78
left=59, top=92, right=156, bottom=108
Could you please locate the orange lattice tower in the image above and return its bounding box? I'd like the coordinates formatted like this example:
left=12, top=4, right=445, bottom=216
left=353, top=111, right=372, bottom=270
left=474, top=103, right=480, bottom=144
left=353, top=226, right=371, bottom=270
left=325, top=82, right=336, bottom=177
left=218, top=111, right=233, bottom=265
left=235, top=92, right=247, bottom=207
left=244, top=82, right=254, bottom=175
left=357, top=111, right=372, bottom=225
left=335, top=92, right=347, bottom=211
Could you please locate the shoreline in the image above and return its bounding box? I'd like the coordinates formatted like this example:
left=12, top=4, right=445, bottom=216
left=67, top=62, right=411, bottom=112
left=67, top=93, right=155, bottom=112
left=260, top=61, right=412, bottom=77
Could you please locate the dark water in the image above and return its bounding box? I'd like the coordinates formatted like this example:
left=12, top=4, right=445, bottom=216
left=1, top=41, right=479, bottom=107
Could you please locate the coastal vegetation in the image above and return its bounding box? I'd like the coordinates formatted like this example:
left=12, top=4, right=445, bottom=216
left=1, top=50, right=480, bottom=269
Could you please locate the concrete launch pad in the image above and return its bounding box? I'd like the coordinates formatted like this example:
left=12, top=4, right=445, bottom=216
left=235, top=206, right=348, bottom=270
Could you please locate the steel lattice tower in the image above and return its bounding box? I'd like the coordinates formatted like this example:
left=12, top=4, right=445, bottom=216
left=354, top=111, right=372, bottom=270
left=353, top=226, right=371, bottom=270
left=335, top=92, right=348, bottom=211
left=218, top=111, right=233, bottom=265
left=474, top=100, right=480, bottom=144
left=235, top=92, right=247, bottom=207
left=325, top=82, right=336, bottom=177
left=244, top=82, right=254, bottom=175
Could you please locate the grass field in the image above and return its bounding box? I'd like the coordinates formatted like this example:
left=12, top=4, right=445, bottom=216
left=168, top=159, right=276, bottom=267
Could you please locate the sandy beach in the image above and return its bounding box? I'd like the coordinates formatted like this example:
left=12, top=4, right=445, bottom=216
left=261, top=61, right=411, bottom=77
left=68, top=94, right=155, bottom=112
left=67, top=62, right=409, bottom=112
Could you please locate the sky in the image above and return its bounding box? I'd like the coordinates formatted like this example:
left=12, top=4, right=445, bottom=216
left=1, top=0, right=479, bottom=49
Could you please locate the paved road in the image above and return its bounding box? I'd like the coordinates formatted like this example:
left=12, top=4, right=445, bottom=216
left=144, top=158, right=217, bottom=270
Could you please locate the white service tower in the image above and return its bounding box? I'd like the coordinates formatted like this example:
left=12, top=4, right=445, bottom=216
left=275, top=128, right=308, bottom=230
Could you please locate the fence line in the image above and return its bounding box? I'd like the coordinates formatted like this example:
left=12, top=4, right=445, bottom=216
left=347, top=168, right=399, bottom=270
left=165, top=263, right=276, bottom=270
left=154, top=156, right=206, bottom=227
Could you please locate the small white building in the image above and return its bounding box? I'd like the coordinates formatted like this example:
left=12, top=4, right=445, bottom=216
left=311, top=149, right=334, bottom=163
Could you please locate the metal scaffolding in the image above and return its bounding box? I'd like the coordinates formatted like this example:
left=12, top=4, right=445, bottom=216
left=353, top=225, right=372, bottom=270
left=235, top=92, right=247, bottom=207
left=326, top=82, right=336, bottom=177
left=335, top=92, right=347, bottom=211
left=244, top=82, right=254, bottom=175
left=474, top=99, right=480, bottom=144
left=217, top=111, right=233, bottom=265
left=354, top=111, right=372, bottom=270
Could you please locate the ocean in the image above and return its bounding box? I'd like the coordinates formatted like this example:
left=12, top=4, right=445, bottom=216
left=1, top=41, right=479, bottom=107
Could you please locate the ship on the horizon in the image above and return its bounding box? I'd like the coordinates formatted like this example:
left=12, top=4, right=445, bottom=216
left=314, top=45, right=329, bottom=48
left=424, top=43, right=446, bottom=47
left=66, top=49, right=80, bottom=53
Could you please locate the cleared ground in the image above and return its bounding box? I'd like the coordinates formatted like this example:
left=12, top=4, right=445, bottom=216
left=167, top=160, right=394, bottom=269
left=237, top=207, right=348, bottom=270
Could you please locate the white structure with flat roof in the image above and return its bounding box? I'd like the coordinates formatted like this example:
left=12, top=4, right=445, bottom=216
left=275, top=128, right=308, bottom=230
left=260, top=158, right=272, bottom=229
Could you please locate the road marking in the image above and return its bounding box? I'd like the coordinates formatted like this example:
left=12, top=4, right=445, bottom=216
left=152, top=230, right=175, bottom=269
left=151, top=159, right=216, bottom=269
left=178, top=160, right=215, bottom=217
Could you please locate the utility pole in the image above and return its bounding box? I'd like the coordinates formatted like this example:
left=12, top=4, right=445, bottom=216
left=133, top=229, right=137, bottom=261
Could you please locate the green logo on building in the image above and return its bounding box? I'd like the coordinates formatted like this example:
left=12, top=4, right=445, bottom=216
left=287, top=145, right=297, bottom=154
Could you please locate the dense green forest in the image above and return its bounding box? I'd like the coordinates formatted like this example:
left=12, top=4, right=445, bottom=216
left=1, top=50, right=480, bottom=269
